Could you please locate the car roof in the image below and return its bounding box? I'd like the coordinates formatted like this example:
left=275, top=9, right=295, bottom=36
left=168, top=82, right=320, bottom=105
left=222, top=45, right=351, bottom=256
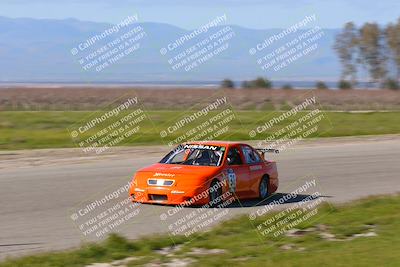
left=186, top=141, right=248, bottom=147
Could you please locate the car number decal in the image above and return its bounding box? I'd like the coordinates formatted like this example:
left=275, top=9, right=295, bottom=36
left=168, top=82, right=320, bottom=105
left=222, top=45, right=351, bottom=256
left=227, top=168, right=236, bottom=193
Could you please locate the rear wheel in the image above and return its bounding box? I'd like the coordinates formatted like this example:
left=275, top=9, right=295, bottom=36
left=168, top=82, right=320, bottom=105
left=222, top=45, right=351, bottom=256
left=259, top=175, right=269, bottom=199
left=209, top=180, right=222, bottom=207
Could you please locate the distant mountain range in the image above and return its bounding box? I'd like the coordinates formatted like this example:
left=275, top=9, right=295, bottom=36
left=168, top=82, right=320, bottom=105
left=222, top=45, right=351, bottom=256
left=0, top=16, right=343, bottom=83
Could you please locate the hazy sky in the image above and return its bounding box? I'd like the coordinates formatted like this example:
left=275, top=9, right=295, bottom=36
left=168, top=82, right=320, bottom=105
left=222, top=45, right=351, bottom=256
left=0, top=0, right=399, bottom=29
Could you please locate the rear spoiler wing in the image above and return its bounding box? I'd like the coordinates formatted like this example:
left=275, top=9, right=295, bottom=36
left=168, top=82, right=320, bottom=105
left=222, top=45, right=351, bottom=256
left=256, top=148, right=279, bottom=153
left=256, top=148, right=279, bottom=158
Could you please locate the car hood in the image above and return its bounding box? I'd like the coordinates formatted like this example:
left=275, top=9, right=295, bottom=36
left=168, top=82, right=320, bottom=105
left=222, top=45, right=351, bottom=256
left=134, top=163, right=222, bottom=186
left=138, top=163, right=222, bottom=176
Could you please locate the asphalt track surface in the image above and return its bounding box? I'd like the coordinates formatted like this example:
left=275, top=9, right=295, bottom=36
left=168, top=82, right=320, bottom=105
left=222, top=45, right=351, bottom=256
left=1, top=135, right=399, bottom=260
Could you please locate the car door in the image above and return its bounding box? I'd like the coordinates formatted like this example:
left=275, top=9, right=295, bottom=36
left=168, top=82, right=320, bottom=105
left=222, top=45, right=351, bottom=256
left=241, top=145, right=265, bottom=197
left=225, top=146, right=250, bottom=197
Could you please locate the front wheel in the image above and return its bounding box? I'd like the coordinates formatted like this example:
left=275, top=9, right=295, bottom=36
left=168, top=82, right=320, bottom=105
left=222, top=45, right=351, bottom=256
left=259, top=175, right=269, bottom=199
left=209, top=180, right=222, bottom=207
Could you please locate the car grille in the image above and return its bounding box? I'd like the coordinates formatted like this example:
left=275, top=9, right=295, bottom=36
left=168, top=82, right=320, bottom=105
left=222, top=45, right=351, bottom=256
left=148, top=194, right=168, bottom=201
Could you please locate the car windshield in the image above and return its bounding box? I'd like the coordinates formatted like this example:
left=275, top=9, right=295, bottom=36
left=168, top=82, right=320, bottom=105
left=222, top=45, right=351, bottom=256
left=159, top=144, right=226, bottom=166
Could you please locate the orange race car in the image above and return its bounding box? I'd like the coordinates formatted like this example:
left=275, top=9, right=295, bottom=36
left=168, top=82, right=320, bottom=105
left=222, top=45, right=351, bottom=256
left=129, top=141, right=279, bottom=206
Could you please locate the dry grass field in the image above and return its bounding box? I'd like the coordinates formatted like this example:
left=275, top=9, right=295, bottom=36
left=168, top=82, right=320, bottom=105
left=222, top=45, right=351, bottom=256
left=0, top=87, right=399, bottom=111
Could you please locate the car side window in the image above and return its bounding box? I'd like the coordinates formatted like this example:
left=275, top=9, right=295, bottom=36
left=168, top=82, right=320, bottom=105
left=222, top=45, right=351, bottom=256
left=251, top=148, right=262, bottom=162
left=227, top=147, right=243, bottom=165
left=242, top=146, right=262, bottom=164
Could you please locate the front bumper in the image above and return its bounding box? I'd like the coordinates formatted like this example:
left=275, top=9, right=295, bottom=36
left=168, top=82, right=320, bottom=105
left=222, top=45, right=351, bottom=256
left=129, top=185, right=210, bottom=205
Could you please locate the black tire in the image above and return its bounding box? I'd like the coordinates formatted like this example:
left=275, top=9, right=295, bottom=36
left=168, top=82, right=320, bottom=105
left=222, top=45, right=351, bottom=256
left=259, top=175, right=269, bottom=199
left=209, top=180, right=223, bottom=207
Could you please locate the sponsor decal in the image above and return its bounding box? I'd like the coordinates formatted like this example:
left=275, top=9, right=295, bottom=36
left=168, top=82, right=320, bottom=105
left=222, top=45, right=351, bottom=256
left=184, top=144, right=222, bottom=151
left=250, top=165, right=262, bottom=171
left=154, top=173, right=175, bottom=177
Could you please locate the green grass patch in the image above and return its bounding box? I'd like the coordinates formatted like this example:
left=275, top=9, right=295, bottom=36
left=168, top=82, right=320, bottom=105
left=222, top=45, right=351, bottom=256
left=0, top=111, right=399, bottom=150
left=1, top=194, right=400, bottom=266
